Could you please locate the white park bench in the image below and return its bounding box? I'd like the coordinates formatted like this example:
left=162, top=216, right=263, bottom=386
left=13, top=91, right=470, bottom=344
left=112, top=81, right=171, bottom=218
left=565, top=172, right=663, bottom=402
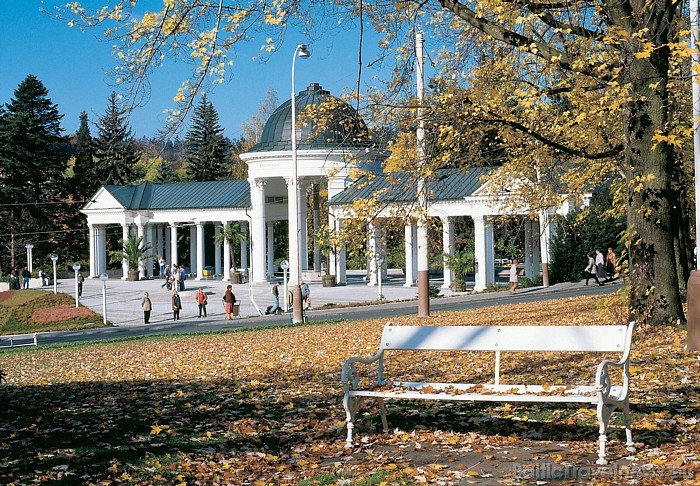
left=341, top=322, right=636, bottom=465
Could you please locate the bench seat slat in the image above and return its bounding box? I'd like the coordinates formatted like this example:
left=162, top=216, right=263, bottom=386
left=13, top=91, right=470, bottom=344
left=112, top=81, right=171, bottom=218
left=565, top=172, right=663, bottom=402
left=381, top=325, right=629, bottom=353
left=349, top=390, right=600, bottom=404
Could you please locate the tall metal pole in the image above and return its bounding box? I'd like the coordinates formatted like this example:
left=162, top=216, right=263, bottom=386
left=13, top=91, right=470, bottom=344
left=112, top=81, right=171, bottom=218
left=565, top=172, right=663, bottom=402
left=416, top=31, right=430, bottom=317
left=289, top=44, right=310, bottom=324
left=687, top=0, right=700, bottom=350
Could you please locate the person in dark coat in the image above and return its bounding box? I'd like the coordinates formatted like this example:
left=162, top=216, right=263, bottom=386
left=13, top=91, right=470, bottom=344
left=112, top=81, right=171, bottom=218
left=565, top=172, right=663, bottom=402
left=171, top=290, right=182, bottom=320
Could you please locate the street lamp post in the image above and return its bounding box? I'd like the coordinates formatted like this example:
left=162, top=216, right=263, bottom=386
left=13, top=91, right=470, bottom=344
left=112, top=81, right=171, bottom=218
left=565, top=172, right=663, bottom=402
left=51, top=254, right=58, bottom=294
left=99, top=273, right=108, bottom=325
left=72, top=262, right=81, bottom=308
left=289, top=43, right=311, bottom=324
left=280, top=259, right=289, bottom=311
left=375, top=253, right=385, bottom=301
left=25, top=243, right=34, bottom=275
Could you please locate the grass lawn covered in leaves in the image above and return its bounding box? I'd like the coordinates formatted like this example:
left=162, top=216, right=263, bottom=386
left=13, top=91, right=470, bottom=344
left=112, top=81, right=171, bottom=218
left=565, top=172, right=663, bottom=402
left=0, top=290, right=105, bottom=334
left=0, top=291, right=698, bottom=485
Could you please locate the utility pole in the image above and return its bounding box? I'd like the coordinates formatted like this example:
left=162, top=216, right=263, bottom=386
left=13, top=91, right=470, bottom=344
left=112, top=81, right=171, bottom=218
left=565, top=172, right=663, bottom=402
left=416, top=31, right=430, bottom=317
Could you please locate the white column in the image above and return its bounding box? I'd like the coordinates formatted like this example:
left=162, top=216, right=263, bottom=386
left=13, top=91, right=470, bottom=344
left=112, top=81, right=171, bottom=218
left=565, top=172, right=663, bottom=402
left=404, top=221, right=415, bottom=287
left=367, top=220, right=378, bottom=286
left=539, top=210, right=555, bottom=287
left=137, top=223, right=146, bottom=280
left=285, top=176, right=301, bottom=286
left=97, top=227, right=107, bottom=275
left=222, top=221, right=231, bottom=281
left=214, top=224, right=222, bottom=276
left=88, top=224, right=97, bottom=278
left=121, top=223, right=130, bottom=280
left=312, top=184, right=321, bottom=272
left=169, top=223, right=177, bottom=266
left=300, top=182, right=309, bottom=271
left=474, top=216, right=495, bottom=291
left=189, top=225, right=196, bottom=275
left=336, top=218, right=347, bottom=284
left=195, top=222, right=205, bottom=280
left=147, top=224, right=156, bottom=278
left=411, top=223, right=418, bottom=284
left=251, top=179, right=267, bottom=283
left=442, top=216, right=454, bottom=289
left=267, top=221, right=275, bottom=277
left=525, top=219, right=533, bottom=278
left=240, top=221, right=249, bottom=274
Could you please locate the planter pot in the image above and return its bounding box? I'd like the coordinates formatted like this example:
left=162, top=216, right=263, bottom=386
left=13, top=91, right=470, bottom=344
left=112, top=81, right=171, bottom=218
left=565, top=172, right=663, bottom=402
left=127, top=269, right=140, bottom=281
left=322, top=275, right=336, bottom=287
left=450, top=279, right=466, bottom=292
left=230, top=272, right=243, bottom=284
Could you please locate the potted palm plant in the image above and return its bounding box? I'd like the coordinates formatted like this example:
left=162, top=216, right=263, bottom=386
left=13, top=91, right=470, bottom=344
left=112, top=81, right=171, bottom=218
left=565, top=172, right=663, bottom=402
left=214, top=222, right=245, bottom=284
left=109, top=232, right=155, bottom=281
left=444, top=251, right=474, bottom=292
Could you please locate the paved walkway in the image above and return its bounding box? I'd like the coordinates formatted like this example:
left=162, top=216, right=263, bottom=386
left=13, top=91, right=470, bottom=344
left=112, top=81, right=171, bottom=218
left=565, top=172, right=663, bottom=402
left=53, top=270, right=607, bottom=328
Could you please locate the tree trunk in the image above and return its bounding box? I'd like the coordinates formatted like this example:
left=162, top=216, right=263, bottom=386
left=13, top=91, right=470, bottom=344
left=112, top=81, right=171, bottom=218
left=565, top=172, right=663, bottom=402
left=625, top=53, right=684, bottom=325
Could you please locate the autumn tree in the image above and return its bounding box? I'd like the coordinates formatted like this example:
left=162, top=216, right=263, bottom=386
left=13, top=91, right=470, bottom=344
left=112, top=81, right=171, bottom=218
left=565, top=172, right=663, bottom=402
left=59, top=1, right=693, bottom=324
left=0, top=75, right=70, bottom=271
left=94, top=92, right=140, bottom=185
left=184, top=94, right=230, bottom=181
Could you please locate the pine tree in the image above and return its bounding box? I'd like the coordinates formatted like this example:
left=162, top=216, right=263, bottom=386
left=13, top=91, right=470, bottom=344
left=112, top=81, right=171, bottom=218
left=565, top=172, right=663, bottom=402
left=154, top=158, right=180, bottom=183
left=69, top=111, right=99, bottom=199
left=184, top=95, right=231, bottom=181
left=0, top=75, right=70, bottom=270
left=94, top=92, right=140, bottom=185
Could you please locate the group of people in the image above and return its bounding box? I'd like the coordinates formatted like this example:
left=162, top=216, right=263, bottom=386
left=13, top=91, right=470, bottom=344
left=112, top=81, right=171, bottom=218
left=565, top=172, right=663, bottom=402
left=9, top=267, right=52, bottom=289
left=265, top=280, right=311, bottom=314
left=584, top=248, right=618, bottom=286
left=159, top=260, right=188, bottom=292
left=140, top=285, right=238, bottom=323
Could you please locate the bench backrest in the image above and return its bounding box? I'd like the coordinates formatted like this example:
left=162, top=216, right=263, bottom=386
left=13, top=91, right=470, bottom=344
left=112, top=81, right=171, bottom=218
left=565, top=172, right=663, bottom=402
left=380, top=323, right=633, bottom=353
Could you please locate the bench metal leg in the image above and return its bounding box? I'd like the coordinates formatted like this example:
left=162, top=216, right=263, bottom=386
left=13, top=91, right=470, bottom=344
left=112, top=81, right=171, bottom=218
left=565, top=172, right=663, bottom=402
left=377, top=398, right=389, bottom=433
left=596, top=401, right=613, bottom=465
left=343, top=395, right=361, bottom=448
left=621, top=399, right=636, bottom=453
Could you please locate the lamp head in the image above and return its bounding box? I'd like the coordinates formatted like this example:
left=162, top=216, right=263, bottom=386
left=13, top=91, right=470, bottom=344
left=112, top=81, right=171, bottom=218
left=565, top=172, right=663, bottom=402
left=50, top=253, right=58, bottom=262
left=25, top=243, right=33, bottom=250
left=72, top=262, right=81, bottom=271
left=99, top=273, right=109, bottom=282
left=280, top=259, right=290, bottom=271
left=297, top=44, right=311, bottom=59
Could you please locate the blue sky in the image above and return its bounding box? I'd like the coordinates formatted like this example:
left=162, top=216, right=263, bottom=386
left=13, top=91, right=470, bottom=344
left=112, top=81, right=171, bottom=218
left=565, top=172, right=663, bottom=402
left=0, top=2, right=387, bottom=140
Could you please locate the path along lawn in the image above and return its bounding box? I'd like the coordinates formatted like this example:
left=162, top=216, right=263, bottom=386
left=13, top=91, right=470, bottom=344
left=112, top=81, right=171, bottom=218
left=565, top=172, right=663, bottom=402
left=0, top=291, right=698, bottom=485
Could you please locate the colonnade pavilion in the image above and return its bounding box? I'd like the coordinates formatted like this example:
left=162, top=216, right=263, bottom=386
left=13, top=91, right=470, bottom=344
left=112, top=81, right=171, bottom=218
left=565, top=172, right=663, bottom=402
left=82, top=82, right=580, bottom=291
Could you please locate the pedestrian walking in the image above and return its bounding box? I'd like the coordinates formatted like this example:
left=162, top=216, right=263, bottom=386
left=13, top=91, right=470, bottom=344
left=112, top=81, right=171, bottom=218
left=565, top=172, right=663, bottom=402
left=301, top=281, right=311, bottom=309
left=509, top=259, right=519, bottom=294
left=140, top=291, right=152, bottom=324
left=584, top=253, right=602, bottom=286
left=595, top=249, right=606, bottom=280
left=77, top=271, right=84, bottom=296
left=267, top=281, right=280, bottom=314
left=196, top=287, right=208, bottom=318
left=172, top=290, right=182, bottom=320
left=159, top=257, right=166, bottom=278
left=22, top=267, right=30, bottom=289
left=223, top=285, right=236, bottom=320
left=178, top=265, right=186, bottom=291
left=11, top=268, right=20, bottom=290
left=605, top=247, right=617, bottom=280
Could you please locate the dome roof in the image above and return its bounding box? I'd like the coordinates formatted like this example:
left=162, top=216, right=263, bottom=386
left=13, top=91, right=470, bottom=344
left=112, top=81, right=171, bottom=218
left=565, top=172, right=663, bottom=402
left=247, top=82, right=373, bottom=153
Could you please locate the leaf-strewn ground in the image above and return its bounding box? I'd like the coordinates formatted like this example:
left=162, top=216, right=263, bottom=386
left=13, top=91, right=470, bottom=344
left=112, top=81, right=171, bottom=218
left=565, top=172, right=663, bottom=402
left=0, top=292, right=698, bottom=484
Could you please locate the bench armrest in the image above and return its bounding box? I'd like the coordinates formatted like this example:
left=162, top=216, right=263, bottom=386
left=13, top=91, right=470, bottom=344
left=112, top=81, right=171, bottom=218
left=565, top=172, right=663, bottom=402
left=341, top=350, right=385, bottom=392
left=595, top=358, right=630, bottom=400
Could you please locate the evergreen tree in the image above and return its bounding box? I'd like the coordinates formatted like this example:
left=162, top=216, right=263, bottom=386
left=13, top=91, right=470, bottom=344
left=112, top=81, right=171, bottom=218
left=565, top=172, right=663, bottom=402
left=0, top=75, right=70, bottom=271
left=94, top=92, right=139, bottom=185
left=184, top=95, right=231, bottom=181
left=69, top=111, right=99, bottom=199
left=154, top=158, right=180, bottom=183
